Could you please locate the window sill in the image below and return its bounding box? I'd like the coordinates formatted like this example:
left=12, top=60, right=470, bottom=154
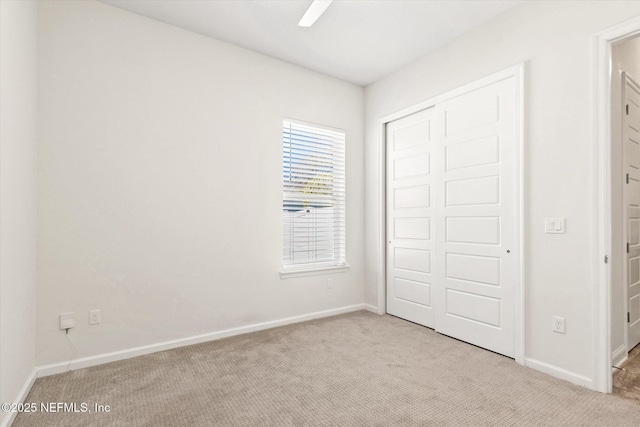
left=279, top=264, right=351, bottom=279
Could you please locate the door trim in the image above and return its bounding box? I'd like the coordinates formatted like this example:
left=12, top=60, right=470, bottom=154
left=594, top=16, right=640, bottom=394
left=375, top=64, right=525, bottom=365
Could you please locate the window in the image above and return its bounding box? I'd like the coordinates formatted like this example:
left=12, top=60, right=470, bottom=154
left=282, top=119, right=346, bottom=273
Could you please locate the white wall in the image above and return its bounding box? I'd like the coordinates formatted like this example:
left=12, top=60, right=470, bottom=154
left=611, top=35, right=640, bottom=366
left=37, top=0, right=364, bottom=367
left=364, top=1, right=640, bottom=387
left=0, top=0, right=38, bottom=424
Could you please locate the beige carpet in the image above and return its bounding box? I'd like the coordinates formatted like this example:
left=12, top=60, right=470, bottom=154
left=14, top=311, right=640, bottom=426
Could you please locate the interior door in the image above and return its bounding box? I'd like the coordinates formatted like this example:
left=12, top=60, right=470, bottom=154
left=432, top=76, right=517, bottom=358
left=386, top=108, right=435, bottom=328
left=624, top=72, right=640, bottom=351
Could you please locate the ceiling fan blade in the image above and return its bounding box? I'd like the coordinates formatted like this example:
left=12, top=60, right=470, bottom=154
left=298, top=0, right=333, bottom=27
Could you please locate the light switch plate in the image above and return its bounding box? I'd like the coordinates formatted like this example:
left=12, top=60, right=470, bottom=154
left=545, top=218, right=566, bottom=234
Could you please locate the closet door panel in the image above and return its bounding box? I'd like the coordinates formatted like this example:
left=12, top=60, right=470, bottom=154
left=386, top=108, right=435, bottom=328
left=433, top=76, right=517, bottom=358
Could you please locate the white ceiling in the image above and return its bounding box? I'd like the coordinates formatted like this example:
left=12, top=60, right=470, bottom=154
left=100, top=0, right=521, bottom=86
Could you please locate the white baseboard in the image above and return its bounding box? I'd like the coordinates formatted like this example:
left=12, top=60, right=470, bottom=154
left=611, top=344, right=628, bottom=370
left=364, top=304, right=378, bottom=313
left=525, top=357, right=594, bottom=390
left=38, top=303, right=366, bottom=378
left=0, top=368, right=37, bottom=427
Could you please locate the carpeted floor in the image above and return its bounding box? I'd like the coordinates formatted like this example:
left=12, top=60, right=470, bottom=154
left=614, top=344, right=640, bottom=403
left=14, top=311, right=640, bottom=426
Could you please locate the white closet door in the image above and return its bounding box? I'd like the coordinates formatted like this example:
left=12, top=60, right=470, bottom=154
left=624, top=72, right=640, bottom=351
left=386, top=108, right=435, bottom=328
left=433, top=76, right=517, bottom=357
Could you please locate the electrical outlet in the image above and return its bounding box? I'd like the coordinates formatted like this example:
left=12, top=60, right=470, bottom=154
left=327, top=279, right=333, bottom=289
left=89, top=309, right=101, bottom=325
left=59, top=312, right=75, bottom=330
left=552, top=316, right=566, bottom=334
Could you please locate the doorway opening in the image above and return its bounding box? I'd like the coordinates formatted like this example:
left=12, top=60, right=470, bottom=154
left=610, top=34, right=640, bottom=403
left=594, top=15, right=640, bottom=394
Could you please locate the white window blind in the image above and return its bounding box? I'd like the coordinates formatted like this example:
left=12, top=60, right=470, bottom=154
left=282, top=120, right=346, bottom=271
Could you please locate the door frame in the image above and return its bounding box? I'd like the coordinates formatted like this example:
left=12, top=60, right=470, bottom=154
left=374, top=64, right=526, bottom=365
left=594, top=16, right=640, bottom=394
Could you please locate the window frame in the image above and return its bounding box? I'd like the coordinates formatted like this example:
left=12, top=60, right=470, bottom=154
left=280, top=118, right=349, bottom=278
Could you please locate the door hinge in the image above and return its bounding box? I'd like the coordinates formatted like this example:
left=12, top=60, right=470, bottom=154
left=628, top=312, right=631, bottom=323
left=604, top=255, right=609, bottom=264
left=627, top=173, right=630, bottom=184
left=627, top=242, right=630, bottom=253
left=626, top=104, right=630, bottom=115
